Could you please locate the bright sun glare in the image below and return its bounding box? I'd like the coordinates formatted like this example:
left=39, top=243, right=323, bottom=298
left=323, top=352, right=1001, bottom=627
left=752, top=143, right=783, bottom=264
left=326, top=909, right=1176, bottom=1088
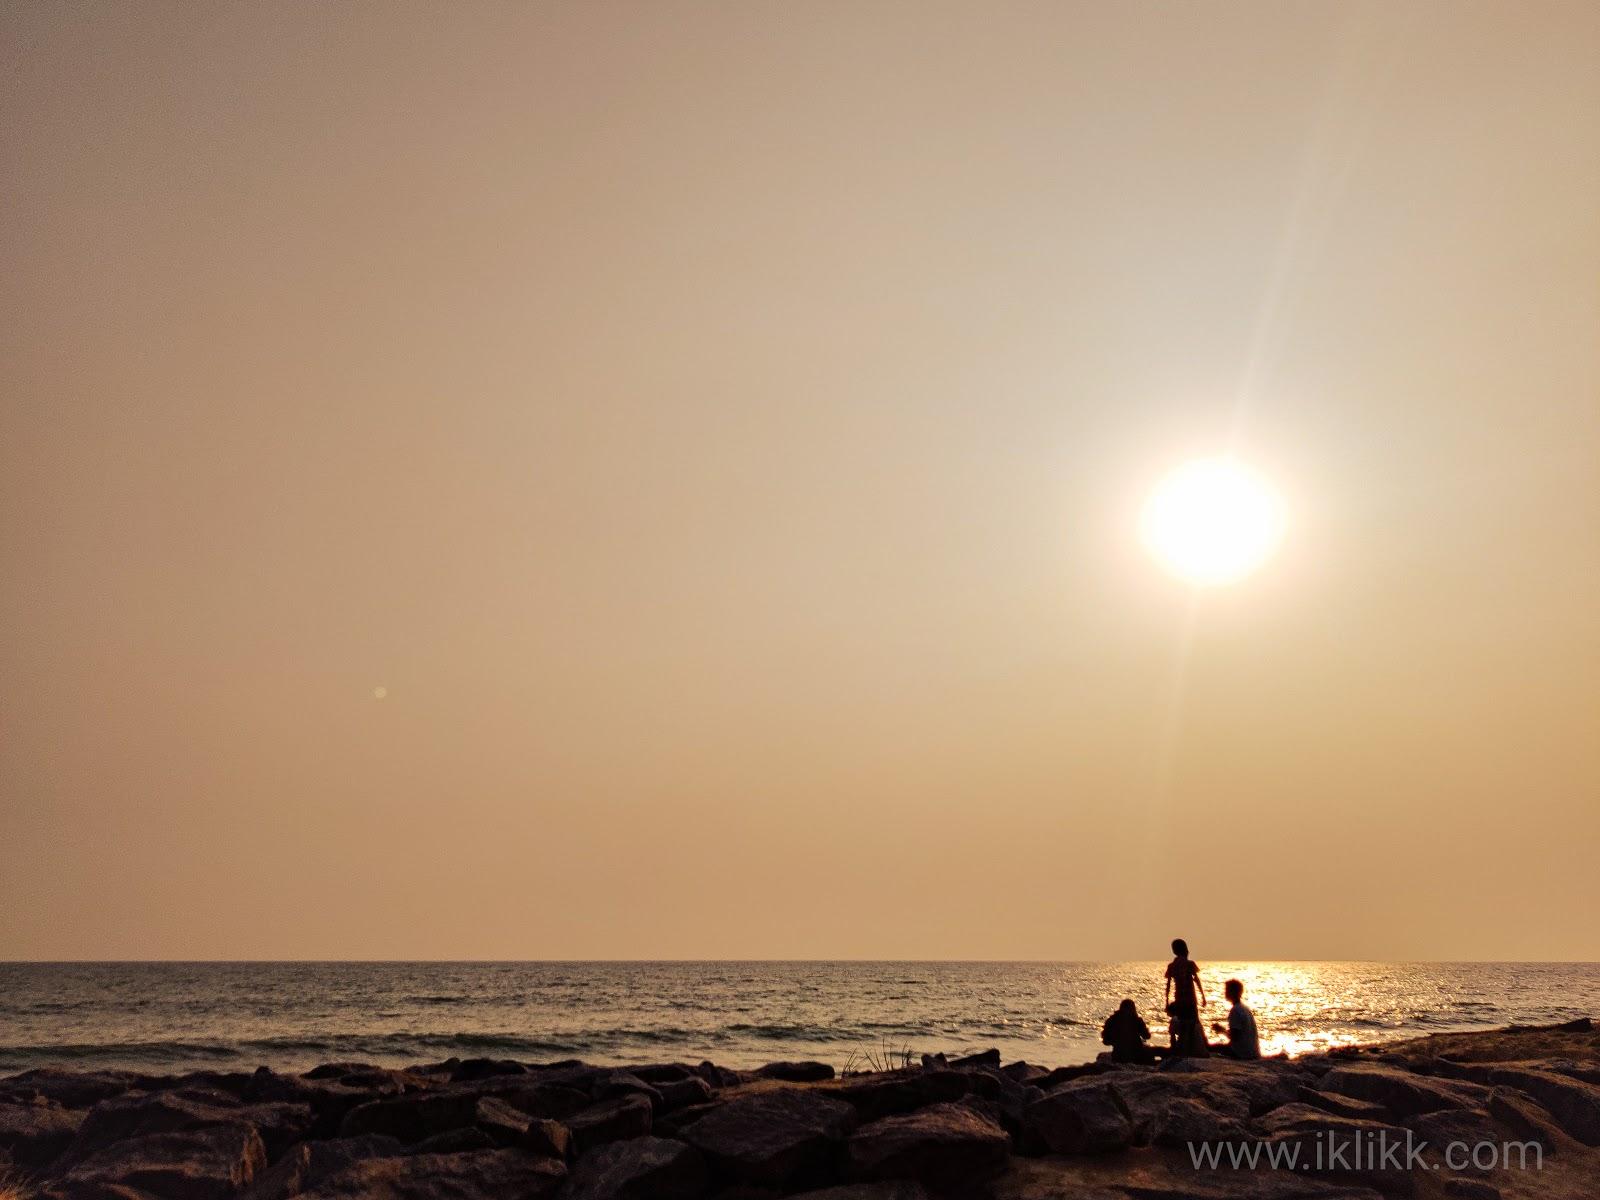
left=1141, top=458, right=1286, bottom=586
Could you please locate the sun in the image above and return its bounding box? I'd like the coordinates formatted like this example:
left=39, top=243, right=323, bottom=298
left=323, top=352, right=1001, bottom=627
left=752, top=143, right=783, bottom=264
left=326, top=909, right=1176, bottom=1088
left=1140, top=458, right=1286, bottom=586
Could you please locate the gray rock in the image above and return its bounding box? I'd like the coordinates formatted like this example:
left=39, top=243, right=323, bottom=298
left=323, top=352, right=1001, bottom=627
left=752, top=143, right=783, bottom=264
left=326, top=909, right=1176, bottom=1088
left=1022, top=1082, right=1132, bottom=1155
left=1258, top=1106, right=1416, bottom=1196
left=297, top=1149, right=565, bottom=1200
left=590, top=1074, right=663, bottom=1112
left=652, top=1078, right=714, bottom=1114
left=1485, top=1087, right=1563, bottom=1151
left=1147, top=1096, right=1249, bottom=1147
left=754, top=1063, right=834, bottom=1084
left=946, top=1050, right=1000, bottom=1071
left=522, top=1118, right=572, bottom=1161
left=1317, top=1066, right=1489, bottom=1120
left=1482, top=1066, right=1600, bottom=1144
left=0, top=1071, right=141, bottom=1110
left=449, top=1080, right=590, bottom=1122
left=845, top=1102, right=1008, bottom=1184
left=56, top=1125, right=268, bottom=1200
left=560, top=1135, right=706, bottom=1200
left=1296, top=1088, right=1392, bottom=1122
left=625, top=1065, right=695, bottom=1085
left=827, top=1072, right=972, bottom=1123
left=405, top=1129, right=497, bottom=1156
left=0, top=1101, right=84, bottom=1168
left=446, top=1061, right=526, bottom=1084
left=679, top=1089, right=856, bottom=1188
left=1403, top=1108, right=1497, bottom=1174
left=239, top=1135, right=403, bottom=1200
left=1000, top=1063, right=1048, bottom=1086
left=338, top=1094, right=526, bottom=1147
left=565, top=1096, right=652, bottom=1154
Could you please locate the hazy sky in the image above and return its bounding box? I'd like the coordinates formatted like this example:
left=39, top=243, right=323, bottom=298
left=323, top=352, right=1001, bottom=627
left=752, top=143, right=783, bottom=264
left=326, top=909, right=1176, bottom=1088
left=4, top=2, right=1597, bottom=961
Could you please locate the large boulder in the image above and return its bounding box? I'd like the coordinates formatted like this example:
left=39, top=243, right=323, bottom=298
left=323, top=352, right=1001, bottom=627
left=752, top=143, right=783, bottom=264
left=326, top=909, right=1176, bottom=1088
left=239, top=1136, right=403, bottom=1200
left=404, top=1130, right=496, bottom=1156
left=54, top=1125, right=268, bottom=1200
left=624, top=1065, right=694, bottom=1085
left=1026, top=1064, right=1111, bottom=1094
left=1153, top=1058, right=1307, bottom=1116
left=0, top=1102, right=84, bottom=1167
left=247, top=1077, right=394, bottom=1139
left=679, top=1089, right=856, bottom=1189
left=0, top=1072, right=142, bottom=1111
left=845, top=1102, right=1008, bottom=1184
left=296, top=1149, right=565, bottom=1200
left=67, top=1092, right=310, bottom=1164
left=1482, top=1066, right=1600, bottom=1145
left=1147, top=1096, right=1250, bottom=1148
left=1000, top=1063, right=1049, bottom=1086
left=1486, top=1088, right=1565, bottom=1150
left=1404, top=1109, right=1498, bottom=1175
left=448, top=1080, right=590, bottom=1122
left=1258, top=1106, right=1416, bottom=1196
left=560, top=1135, right=707, bottom=1200
left=1021, top=1082, right=1132, bottom=1155
left=338, top=1094, right=527, bottom=1147
left=521, top=1118, right=572, bottom=1161
left=1317, top=1067, right=1489, bottom=1121
left=444, top=1061, right=525, bottom=1084
left=1297, top=1088, right=1392, bottom=1122
left=946, top=1050, right=1001, bottom=1071
left=564, top=1096, right=652, bottom=1154
left=828, top=1073, right=972, bottom=1123
left=589, top=1074, right=662, bottom=1112
left=652, top=1078, right=714, bottom=1114
left=754, top=1063, right=835, bottom=1083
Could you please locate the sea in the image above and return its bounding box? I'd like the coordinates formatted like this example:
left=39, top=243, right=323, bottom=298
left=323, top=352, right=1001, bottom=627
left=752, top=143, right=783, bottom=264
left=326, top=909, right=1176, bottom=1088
left=2, top=961, right=1596, bottom=1077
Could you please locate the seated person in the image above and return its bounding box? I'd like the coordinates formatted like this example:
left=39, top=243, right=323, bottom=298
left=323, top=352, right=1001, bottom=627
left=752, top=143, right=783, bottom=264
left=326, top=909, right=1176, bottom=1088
left=1101, top=998, right=1156, bottom=1063
left=1209, top=978, right=1261, bottom=1060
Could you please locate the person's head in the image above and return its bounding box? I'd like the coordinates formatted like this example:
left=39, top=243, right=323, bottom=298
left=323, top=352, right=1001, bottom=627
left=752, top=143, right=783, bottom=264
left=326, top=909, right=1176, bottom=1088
left=1171, top=938, right=1189, bottom=958
left=1117, top=998, right=1137, bottom=1016
left=1224, top=979, right=1244, bottom=1003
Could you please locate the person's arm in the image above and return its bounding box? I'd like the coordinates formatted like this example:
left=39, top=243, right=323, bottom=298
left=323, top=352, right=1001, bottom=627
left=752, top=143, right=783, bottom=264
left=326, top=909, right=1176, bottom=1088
left=1194, top=964, right=1207, bottom=1008
left=1164, top=963, right=1173, bottom=1007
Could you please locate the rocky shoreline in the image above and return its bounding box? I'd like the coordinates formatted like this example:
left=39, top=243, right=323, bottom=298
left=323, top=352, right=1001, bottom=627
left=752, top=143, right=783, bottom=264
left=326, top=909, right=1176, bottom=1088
left=2, top=1019, right=1596, bottom=1200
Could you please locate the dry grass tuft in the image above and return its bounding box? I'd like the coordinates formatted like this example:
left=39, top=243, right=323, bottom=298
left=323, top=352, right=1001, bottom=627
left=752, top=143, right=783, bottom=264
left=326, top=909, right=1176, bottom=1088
left=841, top=1036, right=917, bottom=1075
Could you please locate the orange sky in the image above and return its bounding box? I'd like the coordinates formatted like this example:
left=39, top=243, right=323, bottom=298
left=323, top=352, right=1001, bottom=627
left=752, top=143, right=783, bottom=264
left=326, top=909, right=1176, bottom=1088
left=3, top=1, right=1597, bottom=960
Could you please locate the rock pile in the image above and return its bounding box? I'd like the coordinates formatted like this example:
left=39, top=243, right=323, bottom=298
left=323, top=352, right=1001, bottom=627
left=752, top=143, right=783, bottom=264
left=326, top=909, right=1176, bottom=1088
left=2, top=1020, right=1597, bottom=1200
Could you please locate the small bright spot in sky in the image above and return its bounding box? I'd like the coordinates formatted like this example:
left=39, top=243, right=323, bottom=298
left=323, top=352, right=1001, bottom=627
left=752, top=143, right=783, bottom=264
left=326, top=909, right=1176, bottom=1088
left=1141, top=457, right=1286, bottom=586
left=372, top=686, right=388, bottom=700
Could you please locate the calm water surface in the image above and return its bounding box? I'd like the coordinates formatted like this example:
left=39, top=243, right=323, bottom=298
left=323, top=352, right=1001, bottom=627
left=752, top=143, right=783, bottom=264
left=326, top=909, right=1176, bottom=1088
left=1, top=961, right=1595, bottom=1075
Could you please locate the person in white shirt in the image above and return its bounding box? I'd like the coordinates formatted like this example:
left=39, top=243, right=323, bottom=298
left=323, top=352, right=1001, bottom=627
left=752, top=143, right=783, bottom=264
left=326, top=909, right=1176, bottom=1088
left=1211, top=978, right=1261, bottom=1060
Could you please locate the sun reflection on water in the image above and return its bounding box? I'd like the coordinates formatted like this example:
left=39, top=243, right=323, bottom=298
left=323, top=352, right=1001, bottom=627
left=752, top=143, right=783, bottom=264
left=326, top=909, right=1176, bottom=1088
left=1206, top=962, right=1433, bottom=1058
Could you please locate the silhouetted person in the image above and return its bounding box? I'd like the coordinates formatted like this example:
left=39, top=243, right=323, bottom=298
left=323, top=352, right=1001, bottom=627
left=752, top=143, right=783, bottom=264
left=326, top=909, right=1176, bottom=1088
left=1164, top=937, right=1209, bottom=1057
left=1210, top=978, right=1261, bottom=1060
left=1101, top=998, right=1156, bottom=1064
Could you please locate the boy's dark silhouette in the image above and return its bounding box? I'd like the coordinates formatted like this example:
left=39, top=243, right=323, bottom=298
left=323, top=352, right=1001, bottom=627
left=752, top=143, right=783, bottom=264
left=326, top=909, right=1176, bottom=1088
left=1101, top=998, right=1156, bottom=1064
left=1211, top=978, right=1261, bottom=1060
